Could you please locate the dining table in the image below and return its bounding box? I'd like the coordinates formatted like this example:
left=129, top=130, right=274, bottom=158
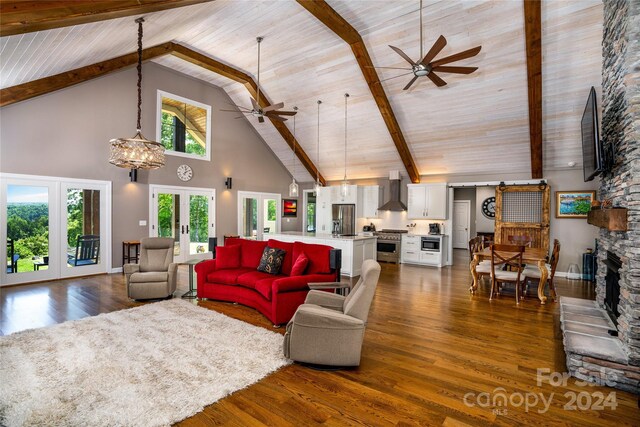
left=470, top=246, right=555, bottom=304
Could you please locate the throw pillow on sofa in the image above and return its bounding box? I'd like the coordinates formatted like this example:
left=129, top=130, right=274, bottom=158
left=290, top=252, right=309, bottom=276
left=216, top=245, right=241, bottom=269
left=257, top=246, right=286, bottom=275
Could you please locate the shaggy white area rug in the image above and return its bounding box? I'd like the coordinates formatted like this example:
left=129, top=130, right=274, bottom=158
left=0, top=299, right=290, bottom=427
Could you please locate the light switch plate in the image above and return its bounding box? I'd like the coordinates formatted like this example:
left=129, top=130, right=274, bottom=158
left=139, top=220, right=147, bottom=226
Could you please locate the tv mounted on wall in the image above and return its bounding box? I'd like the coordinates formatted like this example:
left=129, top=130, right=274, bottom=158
left=581, top=86, right=604, bottom=182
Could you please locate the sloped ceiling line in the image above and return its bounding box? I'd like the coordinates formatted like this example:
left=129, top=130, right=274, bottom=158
left=0, top=41, right=326, bottom=185
left=0, top=0, right=214, bottom=37
left=297, top=0, right=421, bottom=183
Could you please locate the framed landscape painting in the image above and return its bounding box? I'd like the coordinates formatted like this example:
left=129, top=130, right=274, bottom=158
left=556, top=191, right=595, bottom=218
left=283, top=199, right=297, bottom=217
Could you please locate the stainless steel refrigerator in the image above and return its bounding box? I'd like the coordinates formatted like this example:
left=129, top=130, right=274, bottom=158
left=331, top=204, right=356, bottom=236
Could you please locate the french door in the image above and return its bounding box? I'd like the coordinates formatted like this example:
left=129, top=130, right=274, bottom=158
left=1, top=174, right=111, bottom=286
left=237, top=191, right=280, bottom=240
left=149, top=185, right=215, bottom=263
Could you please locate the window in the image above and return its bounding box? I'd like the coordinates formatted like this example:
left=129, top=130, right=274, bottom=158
left=156, top=91, right=211, bottom=160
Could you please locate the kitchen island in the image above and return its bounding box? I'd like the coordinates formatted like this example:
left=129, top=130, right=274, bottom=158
left=269, top=232, right=376, bottom=277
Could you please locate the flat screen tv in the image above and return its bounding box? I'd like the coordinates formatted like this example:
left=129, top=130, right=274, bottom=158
left=581, top=86, right=603, bottom=182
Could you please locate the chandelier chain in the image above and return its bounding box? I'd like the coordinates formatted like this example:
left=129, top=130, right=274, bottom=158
left=316, top=100, right=321, bottom=184
left=136, top=18, right=144, bottom=131
left=344, top=93, right=349, bottom=180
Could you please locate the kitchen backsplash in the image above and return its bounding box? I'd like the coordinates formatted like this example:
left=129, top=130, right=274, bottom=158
left=357, top=211, right=446, bottom=235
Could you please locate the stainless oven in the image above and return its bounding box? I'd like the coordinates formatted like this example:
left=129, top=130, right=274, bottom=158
left=421, top=236, right=441, bottom=252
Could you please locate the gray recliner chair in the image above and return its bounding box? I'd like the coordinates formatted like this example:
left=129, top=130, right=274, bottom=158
left=124, top=237, right=177, bottom=300
left=283, top=259, right=381, bottom=367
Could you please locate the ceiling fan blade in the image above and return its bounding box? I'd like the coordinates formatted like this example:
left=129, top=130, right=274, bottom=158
left=267, top=110, right=297, bottom=116
left=263, top=102, right=284, bottom=113
left=377, top=71, right=415, bottom=84
left=403, top=76, right=419, bottom=91
left=432, top=66, right=478, bottom=74
left=365, top=66, right=413, bottom=70
left=430, top=46, right=482, bottom=67
left=420, top=35, right=447, bottom=66
left=389, top=45, right=417, bottom=66
left=250, top=97, right=260, bottom=111
left=226, top=102, right=250, bottom=111
left=427, top=71, right=447, bottom=87
left=220, top=109, right=251, bottom=113
left=268, top=114, right=288, bottom=122
left=258, top=116, right=265, bottom=123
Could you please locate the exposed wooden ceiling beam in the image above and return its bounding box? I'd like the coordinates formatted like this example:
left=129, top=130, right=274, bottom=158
left=524, top=0, right=543, bottom=179
left=0, top=42, right=325, bottom=185
left=0, top=42, right=174, bottom=107
left=171, top=44, right=326, bottom=185
left=0, top=0, right=213, bottom=37
left=297, top=0, right=421, bottom=183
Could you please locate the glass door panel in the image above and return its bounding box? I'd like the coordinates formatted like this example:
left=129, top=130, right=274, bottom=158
left=189, top=194, right=209, bottom=256
left=6, top=185, right=50, bottom=275
left=66, top=188, right=101, bottom=268
left=241, top=196, right=258, bottom=239
left=237, top=192, right=280, bottom=241
left=263, top=198, right=277, bottom=237
left=157, top=192, right=181, bottom=257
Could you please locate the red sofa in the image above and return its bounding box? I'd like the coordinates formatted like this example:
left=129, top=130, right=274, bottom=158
left=195, top=238, right=340, bottom=325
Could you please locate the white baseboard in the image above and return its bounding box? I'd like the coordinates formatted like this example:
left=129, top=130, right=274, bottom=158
left=111, top=267, right=123, bottom=274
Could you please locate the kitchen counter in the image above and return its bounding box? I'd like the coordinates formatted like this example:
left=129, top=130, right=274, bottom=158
left=271, top=232, right=377, bottom=241
left=270, top=233, right=376, bottom=277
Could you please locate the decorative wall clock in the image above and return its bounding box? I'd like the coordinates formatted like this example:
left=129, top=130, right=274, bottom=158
left=177, top=164, right=193, bottom=181
left=482, top=196, right=496, bottom=219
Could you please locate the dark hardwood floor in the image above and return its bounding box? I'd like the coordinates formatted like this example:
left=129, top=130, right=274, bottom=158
left=1, top=250, right=638, bottom=425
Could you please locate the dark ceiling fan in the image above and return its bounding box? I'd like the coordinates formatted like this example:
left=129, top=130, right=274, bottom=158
left=373, top=0, right=482, bottom=91
left=220, top=37, right=296, bottom=123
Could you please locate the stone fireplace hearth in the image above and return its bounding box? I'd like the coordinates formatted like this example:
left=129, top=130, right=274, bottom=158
left=559, top=0, right=639, bottom=395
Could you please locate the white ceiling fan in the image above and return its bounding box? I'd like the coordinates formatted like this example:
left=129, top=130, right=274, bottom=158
left=220, top=37, right=297, bottom=123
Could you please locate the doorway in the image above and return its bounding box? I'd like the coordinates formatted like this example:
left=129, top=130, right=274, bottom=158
left=452, top=201, right=471, bottom=249
left=237, top=191, right=281, bottom=240
left=303, top=190, right=316, bottom=233
left=1, top=174, right=111, bottom=286
left=149, top=185, right=215, bottom=263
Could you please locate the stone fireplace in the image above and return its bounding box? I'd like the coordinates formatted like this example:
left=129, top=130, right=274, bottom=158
left=559, top=0, right=639, bottom=394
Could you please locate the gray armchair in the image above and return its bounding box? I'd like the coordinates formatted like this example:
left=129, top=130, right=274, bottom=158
left=124, top=237, right=177, bottom=300
left=283, top=259, right=381, bottom=367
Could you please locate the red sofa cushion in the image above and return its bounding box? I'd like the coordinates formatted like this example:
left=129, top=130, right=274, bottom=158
left=273, top=273, right=337, bottom=293
left=238, top=240, right=268, bottom=268
left=215, top=245, right=240, bottom=269
left=293, top=241, right=332, bottom=274
left=237, top=270, right=282, bottom=290
left=290, top=251, right=309, bottom=276
left=207, top=268, right=253, bottom=285
left=267, top=239, right=293, bottom=275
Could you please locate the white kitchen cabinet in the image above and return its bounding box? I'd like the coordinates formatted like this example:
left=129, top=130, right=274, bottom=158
left=332, top=184, right=357, bottom=204
left=407, top=183, right=447, bottom=219
left=315, top=187, right=332, bottom=233
left=400, top=234, right=446, bottom=267
left=357, top=185, right=382, bottom=218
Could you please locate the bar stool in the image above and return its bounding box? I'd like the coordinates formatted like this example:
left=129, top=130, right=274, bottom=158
left=122, top=240, right=141, bottom=273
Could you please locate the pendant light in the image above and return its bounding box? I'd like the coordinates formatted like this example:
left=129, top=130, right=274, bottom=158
left=340, top=93, right=350, bottom=198
left=314, top=100, right=323, bottom=195
left=109, top=18, right=165, bottom=170
left=288, top=106, right=299, bottom=198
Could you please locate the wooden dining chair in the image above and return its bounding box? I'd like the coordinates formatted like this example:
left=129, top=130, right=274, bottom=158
left=490, top=244, right=526, bottom=304
left=469, top=236, right=491, bottom=288
left=523, top=239, right=560, bottom=299
left=507, top=235, right=533, bottom=247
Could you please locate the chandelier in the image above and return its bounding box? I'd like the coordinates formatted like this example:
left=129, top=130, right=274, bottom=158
left=109, top=18, right=165, bottom=170
left=288, top=106, right=299, bottom=198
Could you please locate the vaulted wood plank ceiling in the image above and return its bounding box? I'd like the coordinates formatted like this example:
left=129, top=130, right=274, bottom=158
left=0, top=0, right=602, bottom=183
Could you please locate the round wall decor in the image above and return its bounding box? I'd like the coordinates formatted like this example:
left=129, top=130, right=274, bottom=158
left=177, top=164, right=193, bottom=182
left=482, top=196, right=496, bottom=219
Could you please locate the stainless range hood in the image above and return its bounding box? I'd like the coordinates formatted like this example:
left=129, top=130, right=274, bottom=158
left=378, top=171, right=407, bottom=211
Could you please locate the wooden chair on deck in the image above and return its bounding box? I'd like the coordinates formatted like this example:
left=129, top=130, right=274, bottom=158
left=68, top=235, right=100, bottom=266
left=490, top=244, right=526, bottom=304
